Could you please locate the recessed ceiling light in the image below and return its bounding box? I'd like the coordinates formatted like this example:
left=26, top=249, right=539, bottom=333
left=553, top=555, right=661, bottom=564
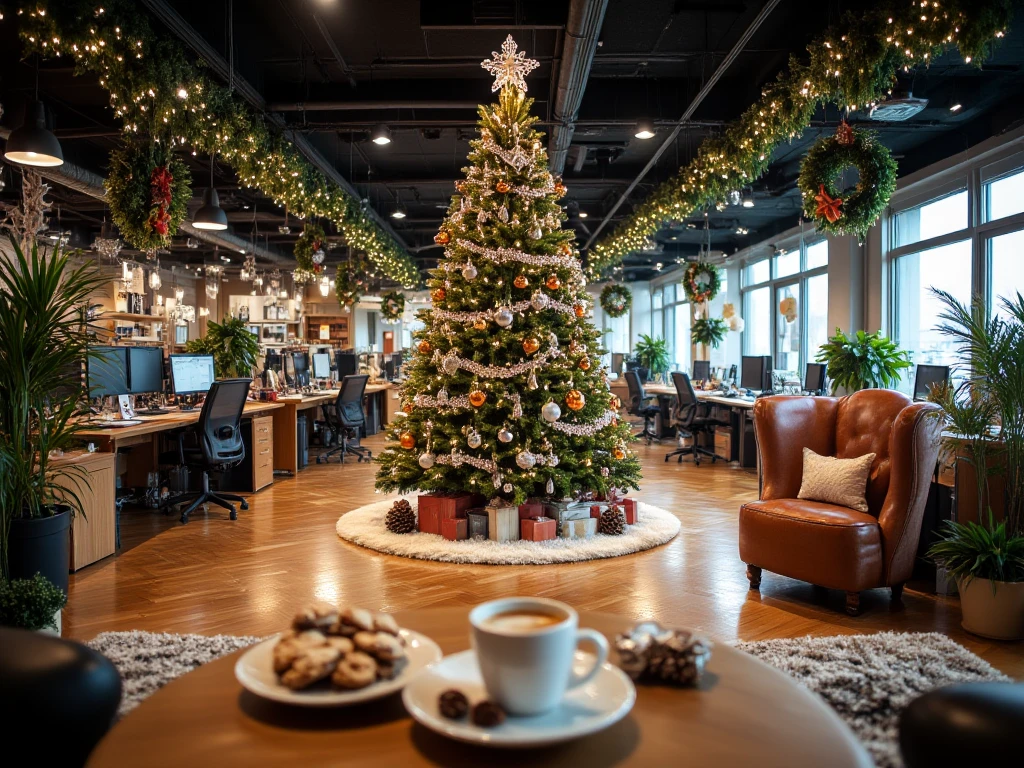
left=391, top=207, right=407, bottom=219
left=634, top=119, right=655, bottom=140
left=578, top=211, right=588, bottom=218
left=950, top=103, right=962, bottom=112
left=371, top=124, right=392, bottom=145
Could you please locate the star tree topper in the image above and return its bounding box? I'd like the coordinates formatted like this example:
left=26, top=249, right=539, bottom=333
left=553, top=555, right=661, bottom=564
left=481, top=35, right=539, bottom=93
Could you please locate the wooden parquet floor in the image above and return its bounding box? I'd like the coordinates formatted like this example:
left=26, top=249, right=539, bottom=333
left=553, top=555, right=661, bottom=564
left=65, top=436, right=1024, bottom=676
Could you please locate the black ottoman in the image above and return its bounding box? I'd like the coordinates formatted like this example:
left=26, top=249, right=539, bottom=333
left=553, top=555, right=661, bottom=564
left=899, top=681, right=1024, bottom=767
left=0, top=627, right=122, bottom=766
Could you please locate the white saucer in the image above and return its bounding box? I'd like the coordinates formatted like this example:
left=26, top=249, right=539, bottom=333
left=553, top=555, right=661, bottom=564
left=234, top=629, right=442, bottom=707
left=402, top=649, right=636, bottom=748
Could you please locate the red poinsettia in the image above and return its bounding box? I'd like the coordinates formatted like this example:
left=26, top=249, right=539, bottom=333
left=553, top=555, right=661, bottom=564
left=150, top=165, right=173, bottom=207
left=149, top=204, right=171, bottom=235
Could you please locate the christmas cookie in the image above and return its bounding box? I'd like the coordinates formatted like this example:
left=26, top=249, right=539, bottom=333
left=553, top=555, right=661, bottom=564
left=332, top=651, right=378, bottom=689
left=280, top=646, right=342, bottom=690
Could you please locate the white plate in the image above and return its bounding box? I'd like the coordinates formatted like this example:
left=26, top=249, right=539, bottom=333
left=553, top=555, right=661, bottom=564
left=402, top=649, right=636, bottom=748
left=234, top=629, right=442, bottom=707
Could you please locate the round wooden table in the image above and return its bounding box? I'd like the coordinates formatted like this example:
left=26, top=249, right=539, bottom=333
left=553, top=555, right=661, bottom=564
left=87, top=608, right=871, bottom=767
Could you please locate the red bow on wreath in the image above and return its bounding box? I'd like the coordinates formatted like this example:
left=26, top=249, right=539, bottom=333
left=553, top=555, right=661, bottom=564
left=814, top=184, right=844, bottom=224
left=150, top=166, right=173, bottom=207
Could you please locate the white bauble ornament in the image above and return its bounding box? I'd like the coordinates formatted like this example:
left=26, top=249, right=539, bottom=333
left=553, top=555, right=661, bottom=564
left=494, top=307, right=514, bottom=328
left=498, top=427, right=514, bottom=443
left=546, top=477, right=555, bottom=495
left=467, top=430, right=482, bottom=449
left=503, top=483, right=513, bottom=493
left=530, top=291, right=548, bottom=311
left=516, top=451, right=536, bottom=469
left=462, top=263, right=478, bottom=281
left=418, top=453, right=435, bottom=469
left=542, top=401, right=561, bottom=423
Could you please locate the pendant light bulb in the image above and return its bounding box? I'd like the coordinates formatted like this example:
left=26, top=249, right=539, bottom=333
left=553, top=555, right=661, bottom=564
left=5, top=100, right=64, bottom=167
left=192, top=157, right=228, bottom=230
left=371, top=124, right=392, bottom=145
left=634, top=119, right=655, bottom=140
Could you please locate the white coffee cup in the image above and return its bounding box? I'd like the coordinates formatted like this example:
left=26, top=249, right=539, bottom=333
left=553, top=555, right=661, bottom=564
left=469, top=597, right=609, bottom=716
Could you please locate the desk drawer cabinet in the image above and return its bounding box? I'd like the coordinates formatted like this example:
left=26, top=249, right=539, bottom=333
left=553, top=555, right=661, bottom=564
left=253, top=416, right=274, bottom=491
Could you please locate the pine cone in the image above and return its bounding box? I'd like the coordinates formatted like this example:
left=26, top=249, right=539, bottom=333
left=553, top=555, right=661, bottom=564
left=385, top=499, right=416, bottom=534
left=598, top=505, right=626, bottom=535
left=615, top=622, right=712, bottom=687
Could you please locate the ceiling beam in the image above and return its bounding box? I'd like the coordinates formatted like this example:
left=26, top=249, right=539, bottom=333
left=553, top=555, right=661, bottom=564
left=265, top=100, right=481, bottom=112
left=583, top=0, right=783, bottom=250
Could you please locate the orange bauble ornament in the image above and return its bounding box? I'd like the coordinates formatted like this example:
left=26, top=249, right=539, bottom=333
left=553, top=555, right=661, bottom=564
left=434, top=230, right=451, bottom=245
left=418, top=340, right=432, bottom=354
left=513, top=275, right=529, bottom=289
left=610, top=395, right=621, bottom=410
left=399, top=432, right=416, bottom=450
left=545, top=274, right=562, bottom=290
left=554, top=181, right=567, bottom=197
left=495, top=180, right=511, bottom=194
left=613, top=447, right=626, bottom=460
left=431, top=287, right=446, bottom=302
left=473, top=318, right=487, bottom=330
left=469, top=390, right=486, bottom=407
left=573, top=303, right=586, bottom=318
left=560, top=243, right=573, bottom=256
left=403, top=402, right=414, bottom=414
left=579, top=357, right=591, bottom=371
left=522, top=337, right=540, bottom=355
left=566, top=389, right=585, bottom=411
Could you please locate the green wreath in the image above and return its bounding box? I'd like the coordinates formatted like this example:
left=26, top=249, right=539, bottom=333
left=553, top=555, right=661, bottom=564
left=599, top=284, right=632, bottom=318
left=379, top=290, right=405, bottom=323
left=105, top=143, right=191, bottom=252
left=798, top=126, right=897, bottom=239
left=683, top=262, right=721, bottom=304
left=295, top=222, right=327, bottom=274
left=336, top=254, right=370, bottom=308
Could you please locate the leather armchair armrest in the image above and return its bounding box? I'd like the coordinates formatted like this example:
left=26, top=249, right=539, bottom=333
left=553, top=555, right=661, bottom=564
left=754, top=396, right=840, bottom=500
left=878, top=401, right=943, bottom=584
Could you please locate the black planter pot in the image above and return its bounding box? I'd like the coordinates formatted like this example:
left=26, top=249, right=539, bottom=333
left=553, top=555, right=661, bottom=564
left=8, top=506, right=71, bottom=595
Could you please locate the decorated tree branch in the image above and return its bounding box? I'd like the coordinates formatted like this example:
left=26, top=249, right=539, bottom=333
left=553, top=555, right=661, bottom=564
left=376, top=38, right=640, bottom=505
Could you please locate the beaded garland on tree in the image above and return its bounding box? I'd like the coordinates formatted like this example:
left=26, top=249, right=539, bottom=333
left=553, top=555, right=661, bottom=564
left=376, top=37, right=641, bottom=505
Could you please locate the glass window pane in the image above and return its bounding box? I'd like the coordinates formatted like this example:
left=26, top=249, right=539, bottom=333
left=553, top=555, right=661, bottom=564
left=894, top=239, right=972, bottom=393
left=775, top=283, right=800, bottom=373
left=663, top=284, right=675, bottom=304
left=989, top=229, right=1024, bottom=318
left=674, top=304, right=691, bottom=373
left=663, top=306, right=675, bottom=372
left=806, top=273, right=829, bottom=366
left=805, top=240, right=828, bottom=269
left=605, top=311, right=630, bottom=354
left=744, top=259, right=770, bottom=286
left=893, top=190, right=968, bottom=248
left=774, top=249, right=800, bottom=279
left=985, top=168, right=1024, bottom=222
left=743, top=287, right=771, bottom=356
left=652, top=289, right=663, bottom=310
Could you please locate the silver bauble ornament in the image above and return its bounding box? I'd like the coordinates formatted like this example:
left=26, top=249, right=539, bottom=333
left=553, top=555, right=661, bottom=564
left=494, top=307, right=514, bottom=328
left=312, top=249, right=326, bottom=265
left=529, top=225, right=543, bottom=240
left=467, top=430, right=482, bottom=449
left=462, top=263, right=478, bottom=281
left=530, top=291, right=548, bottom=311
left=498, top=427, right=514, bottom=443
left=542, top=401, right=561, bottom=423
left=527, top=369, right=539, bottom=390
left=503, top=483, right=513, bottom=493
left=418, top=453, right=435, bottom=469
left=443, top=355, right=460, bottom=375
left=546, top=477, right=555, bottom=495
left=516, top=451, right=536, bottom=469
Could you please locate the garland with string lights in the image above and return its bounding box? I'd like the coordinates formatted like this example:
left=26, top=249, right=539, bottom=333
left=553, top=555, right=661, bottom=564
left=294, top=222, right=327, bottom=274
left=599, top=283, right=632, bottom=318
left=586, top=0, right=1012, bottom=276
left=379, top=290, right=406, bottom=322
left=105, top=142, right=191, bottom=252
left=20, top=0, right=420, bottom=287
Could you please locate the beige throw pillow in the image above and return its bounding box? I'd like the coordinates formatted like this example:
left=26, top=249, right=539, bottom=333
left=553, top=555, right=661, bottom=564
left=797, top=447, right=876, bottom=513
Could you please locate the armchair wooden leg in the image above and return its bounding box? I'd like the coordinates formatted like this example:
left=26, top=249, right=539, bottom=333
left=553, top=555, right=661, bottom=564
left=845, top=592, right=861, bottom=616
left=890, top=583, right=905, bottom=604
left=746, top=565, right=762, bottom=590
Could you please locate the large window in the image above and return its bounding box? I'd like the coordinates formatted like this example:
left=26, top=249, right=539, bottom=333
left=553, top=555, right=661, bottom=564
left=649, top=283, right=690, bottom=374
left=988, top=230, right=1024, bottom=319
left=892, top=190, right=968, bottom=248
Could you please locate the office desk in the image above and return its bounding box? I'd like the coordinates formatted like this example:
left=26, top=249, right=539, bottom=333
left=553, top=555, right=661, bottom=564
left=641, top=385, right=757, bottom=467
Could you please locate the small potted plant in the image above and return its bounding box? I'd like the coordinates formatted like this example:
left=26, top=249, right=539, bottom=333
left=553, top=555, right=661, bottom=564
left=186, top=315, right=260, bottom=378
left=0, top=572, right=67, bottom=634
left=815, top=327, right=911, bottom=393
left=925, top=289, right=1024, bottom=640
left=633, top=334, right=670, bottom=384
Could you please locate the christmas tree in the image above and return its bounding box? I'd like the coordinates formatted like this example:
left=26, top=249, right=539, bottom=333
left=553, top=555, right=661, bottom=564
left=376, top=36, right=641, bottom=505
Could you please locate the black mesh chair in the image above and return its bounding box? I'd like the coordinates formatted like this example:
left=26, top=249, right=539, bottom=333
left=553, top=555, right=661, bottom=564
left=161, top=379, right=251, bottom=524
left=317, top=374, right=372, bottom=463
left=665, top=372, right=729, bottom=465
left=625, top=370, right=660, bottom=444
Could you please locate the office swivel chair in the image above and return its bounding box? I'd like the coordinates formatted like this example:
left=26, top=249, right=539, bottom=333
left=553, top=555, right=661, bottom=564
left=665, top=372, right=729, bottom=465
left=625, top=370, right=660, bottom=444
left=161, top=379, right=251, bottom=524
left=317, top=374, right=372, bottom=463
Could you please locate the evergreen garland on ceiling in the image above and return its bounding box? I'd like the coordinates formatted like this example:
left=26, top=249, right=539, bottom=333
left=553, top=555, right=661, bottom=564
left=20, top=1, right=420, bottom=287
left=585, top=0, right=1012, bottom=277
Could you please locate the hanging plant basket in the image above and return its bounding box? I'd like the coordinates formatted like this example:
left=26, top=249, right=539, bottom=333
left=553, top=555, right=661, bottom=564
left=683, top=262, right=721, bottom=304
left=295, top=222, right=327, bottom=274
left=599, top=284, right=632, bottom=318
left=798, top=122, right=897, bottom=239
left=691, top=317, right=728, bottom=349
left=379, top=290, right=406, bottom=323
left=105, top=143, right=191, bottom=252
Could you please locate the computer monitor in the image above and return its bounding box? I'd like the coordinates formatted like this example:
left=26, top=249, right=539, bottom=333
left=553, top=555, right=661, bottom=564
left=740, top=355, right=771, bottom=392
left=127, top=346, right=165, bottom=395
left=88, top=346, right=129, bottom=398
left=692, top=360, right=711, bottom=382
left=804, top=362, right=827, bottom=394
left=291, top=351, right=310, bottom=388
left=391, top=352, right=403, bottom=378
left=169, top=354, right=216, bottom=396
left=312, top=352, right=331, bottom=380
left=336, top=351, right=358, bottom=378
left=264, top=350, right=282, bottom=373
left=914, top=364, right=949, bottom=401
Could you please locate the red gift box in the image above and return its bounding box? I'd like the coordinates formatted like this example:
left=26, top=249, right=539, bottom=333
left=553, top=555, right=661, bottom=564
left=590, top=505, right=605, bottom=519
left=441, top=517, right=468, bottom=541
left=518, top=501, right=545, bottom=520
left=418, top=493, right=483, bottom=535
left=620, top=498, right=637, bottom=525
left=521, top=517, right=556, bottom=542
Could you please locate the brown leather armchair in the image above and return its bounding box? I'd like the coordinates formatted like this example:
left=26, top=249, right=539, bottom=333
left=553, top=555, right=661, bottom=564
left=739, top=390, right=942, bottom=615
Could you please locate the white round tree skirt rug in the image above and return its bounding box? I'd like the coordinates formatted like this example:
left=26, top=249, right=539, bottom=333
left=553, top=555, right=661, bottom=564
left=335, top=498, right=680, bottom=565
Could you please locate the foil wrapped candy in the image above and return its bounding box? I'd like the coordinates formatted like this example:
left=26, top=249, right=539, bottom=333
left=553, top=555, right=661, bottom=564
left=615, top=622, right=712, bottom=686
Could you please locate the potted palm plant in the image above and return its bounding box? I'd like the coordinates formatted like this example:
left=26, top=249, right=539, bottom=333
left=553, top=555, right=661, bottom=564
left=925, top=289, right=1024, bottom=640
left=815, top=328, right=912, bottom=393
left=0, top=238, right=103, bottom=613
left=633, top=334, right=670, bottom=384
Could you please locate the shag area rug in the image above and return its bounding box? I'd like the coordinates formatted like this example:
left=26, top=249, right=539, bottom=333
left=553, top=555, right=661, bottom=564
left=736, top=632, right=1011, bottom=768
left=335, top=498, right=680, bottom=564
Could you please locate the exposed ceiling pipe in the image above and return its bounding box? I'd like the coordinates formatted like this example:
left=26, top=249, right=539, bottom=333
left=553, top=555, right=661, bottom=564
left=266, top=100, right=481, bottom=112
left=584, top=0, right=782, bottom=250
left=138, top=0, right=411, bottom=254
left=548, top=0, right=609, bottom=175
left=308, top=11, right=358, bottom=88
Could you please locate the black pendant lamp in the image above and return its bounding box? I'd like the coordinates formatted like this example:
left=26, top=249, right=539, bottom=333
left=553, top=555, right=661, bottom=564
left=192, top=155, right=228, bottom=231
left=5, top=99, right=64, bottom=168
